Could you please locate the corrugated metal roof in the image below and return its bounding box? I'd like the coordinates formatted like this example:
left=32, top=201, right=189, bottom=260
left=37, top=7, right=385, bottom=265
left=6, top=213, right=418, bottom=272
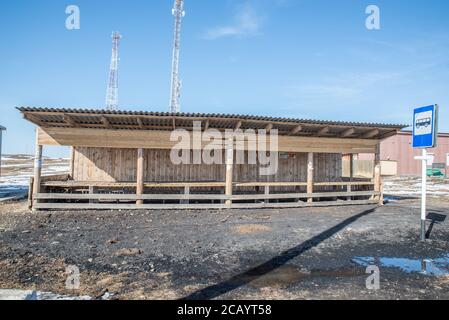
left=17, top=106, right=407, bottom=129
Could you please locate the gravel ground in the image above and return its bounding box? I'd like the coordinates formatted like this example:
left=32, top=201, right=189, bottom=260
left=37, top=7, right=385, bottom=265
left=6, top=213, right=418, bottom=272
left=0, top=198, right=448, bottom=300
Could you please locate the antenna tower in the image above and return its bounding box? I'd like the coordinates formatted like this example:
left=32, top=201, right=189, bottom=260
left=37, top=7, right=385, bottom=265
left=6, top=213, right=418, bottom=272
left=169, top=0, right=185, bottom=113
left=106, top=32, right=122, bottom=111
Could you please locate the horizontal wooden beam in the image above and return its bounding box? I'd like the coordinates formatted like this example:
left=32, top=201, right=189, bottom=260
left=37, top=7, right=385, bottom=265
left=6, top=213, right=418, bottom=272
left=35, top=193, right=228, bottom=201
left=42, top=181, right=227, bottom=188
left=37, top=127, right=379, bottom=153
left=34, top=191, right=378, bottom=201
left=33, top=199, right=380, bottom=210
left=41, top=180, right=374, bottom=190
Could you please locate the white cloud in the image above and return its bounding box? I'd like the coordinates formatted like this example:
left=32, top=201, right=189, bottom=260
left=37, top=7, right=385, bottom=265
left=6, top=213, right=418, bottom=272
left=282, top=71, right=403, bottom=109
left=288, top=84, right=360, bottom=100
left=203, top=4, right=262, bottom=40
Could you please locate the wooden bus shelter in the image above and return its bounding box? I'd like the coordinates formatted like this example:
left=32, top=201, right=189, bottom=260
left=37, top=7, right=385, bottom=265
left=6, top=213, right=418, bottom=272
left=18, top=107, right=406, bottom=211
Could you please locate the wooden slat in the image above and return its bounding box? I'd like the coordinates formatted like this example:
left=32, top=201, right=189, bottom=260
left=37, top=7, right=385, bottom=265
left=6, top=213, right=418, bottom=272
left=314, top=182, right=374, bottom=186
left=41, top=180, right=373, bottom=188
left=235, top=182, right=307, bottom=187
left=33, top=199, right=379, bottom=210
left=40, top=174, right=70, bottom=183
left=35, top=191, right=377, bottom=201
left=34, top=193, right=229, bottom=200
left=42, top=181, right=227, bottom=188
left=33, top=203, right=228, bottom=210
left=232, top=191, right=378, bottom=200
left=230, top=200, right=379, bottom=209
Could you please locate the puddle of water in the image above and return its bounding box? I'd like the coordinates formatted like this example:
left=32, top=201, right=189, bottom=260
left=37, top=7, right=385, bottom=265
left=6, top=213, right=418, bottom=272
left=236, top=265, right=364, bottom=289
left=352, top=255, right=449, bottom=277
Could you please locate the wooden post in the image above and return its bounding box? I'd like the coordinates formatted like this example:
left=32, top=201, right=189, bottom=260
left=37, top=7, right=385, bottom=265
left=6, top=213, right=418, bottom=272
left=183, top=186, right=190, bottom=204
left=374, top=143, right=382, bottom=205
left=28, top=177, right=34, bottom=209
left=225, top=139, right=234, bottom=206
left=307, top=152, right=314, bottom=203
left=32, top=130, right=43, bottom=210
left=69, top=146, right=75, bottom=179
left=264, top=185, right=270, bottom=204
left=89, top=186, right=96, bottom=204
left=136, top=148, right=144, bottom=205
left=348, top=154, right=354, bottom=201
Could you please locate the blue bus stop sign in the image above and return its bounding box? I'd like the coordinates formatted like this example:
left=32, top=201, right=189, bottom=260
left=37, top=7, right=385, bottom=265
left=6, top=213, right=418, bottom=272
left=413, top=105, right=438, bottom=149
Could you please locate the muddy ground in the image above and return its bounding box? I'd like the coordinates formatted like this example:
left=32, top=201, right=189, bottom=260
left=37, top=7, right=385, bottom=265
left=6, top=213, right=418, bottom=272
left=0, top=197, right=448, bottom=300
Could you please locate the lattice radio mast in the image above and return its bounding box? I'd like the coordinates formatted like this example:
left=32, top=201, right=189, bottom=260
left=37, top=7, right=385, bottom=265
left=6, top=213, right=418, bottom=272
left=169, top=0, right=185, bottom=113
left=106, top=32, right=122, bottom=111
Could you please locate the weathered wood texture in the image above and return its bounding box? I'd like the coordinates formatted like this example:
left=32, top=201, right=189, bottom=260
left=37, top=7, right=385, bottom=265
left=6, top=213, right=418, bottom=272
left=37, top=127, right=379, bottom=154
left=72, top=147, right=342, bottom=186
left=33, top=199, right=379, bottom=210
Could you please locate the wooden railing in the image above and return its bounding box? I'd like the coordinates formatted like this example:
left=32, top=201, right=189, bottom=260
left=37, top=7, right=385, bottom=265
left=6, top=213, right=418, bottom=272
left=32, top=180, right=380, bottom=210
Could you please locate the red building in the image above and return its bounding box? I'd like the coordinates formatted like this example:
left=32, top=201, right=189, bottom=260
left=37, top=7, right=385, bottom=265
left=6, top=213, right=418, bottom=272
left=379, top=131, right=449, bottom=175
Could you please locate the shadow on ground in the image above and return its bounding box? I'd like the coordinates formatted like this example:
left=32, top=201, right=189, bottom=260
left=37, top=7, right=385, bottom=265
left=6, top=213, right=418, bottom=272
left=183, top=207, right=377, bottom=300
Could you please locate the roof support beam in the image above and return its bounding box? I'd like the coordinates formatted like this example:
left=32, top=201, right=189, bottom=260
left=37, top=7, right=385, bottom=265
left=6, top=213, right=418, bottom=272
left=101, top=116, right=113, bottom=129
left=289, top=125, right=303, bottom=136
left=136, top=117, right=144, bottom=129
left=203, top=119, right=210, bottom=132
left=63, top=114, right=79, bottom=127
left=362, top=129, right=380, bottom=139
left=317, top=126, right=330, bottom=136
left=235, top=121, right=242, bottom=130
left=265, top=123, right=273, bottom=133
left=24, top=114, right=47, bottom=127
left=341, top=128, right=356, bottom=138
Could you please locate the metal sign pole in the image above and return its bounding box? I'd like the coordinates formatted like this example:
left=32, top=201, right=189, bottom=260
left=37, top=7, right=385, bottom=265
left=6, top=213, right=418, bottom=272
left=413, top=104, right=438, bottom=242
left=420, top=149, right=427, bottom=241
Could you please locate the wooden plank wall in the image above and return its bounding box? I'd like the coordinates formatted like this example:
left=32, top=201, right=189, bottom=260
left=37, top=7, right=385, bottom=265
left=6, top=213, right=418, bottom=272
left=73, top=147, right=342, bottom=185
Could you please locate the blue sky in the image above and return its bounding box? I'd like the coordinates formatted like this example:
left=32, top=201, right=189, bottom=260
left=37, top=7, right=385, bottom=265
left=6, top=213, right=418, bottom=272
left=0, top=0, right=448, bottom=157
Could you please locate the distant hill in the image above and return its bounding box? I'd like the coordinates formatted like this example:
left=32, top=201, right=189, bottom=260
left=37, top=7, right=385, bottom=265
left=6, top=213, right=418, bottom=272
left=1, top=154, right=69, bottom=187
